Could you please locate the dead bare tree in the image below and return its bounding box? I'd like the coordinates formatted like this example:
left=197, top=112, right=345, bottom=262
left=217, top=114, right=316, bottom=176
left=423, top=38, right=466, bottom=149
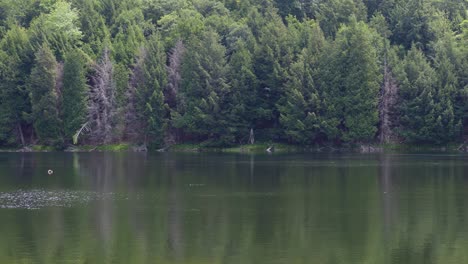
left=379, top=61, right=399, bottom=144
left=166, top=40, right=185, bottom=109
left=164, top=41, right=186, bottom=145
left=88, top=48, right=117, bottom=144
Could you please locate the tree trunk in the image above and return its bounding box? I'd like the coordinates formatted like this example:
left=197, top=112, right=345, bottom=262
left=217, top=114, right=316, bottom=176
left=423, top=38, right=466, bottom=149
left=379, top=60, right=398, bottom=144
left=249, top=128, right=255, bottom=144
left=17, top=123, right=25, bottom=146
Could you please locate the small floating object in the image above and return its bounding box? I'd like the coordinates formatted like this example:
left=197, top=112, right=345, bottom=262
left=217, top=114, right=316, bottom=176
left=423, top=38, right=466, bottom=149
left=47, top=169, right=53, bottom=175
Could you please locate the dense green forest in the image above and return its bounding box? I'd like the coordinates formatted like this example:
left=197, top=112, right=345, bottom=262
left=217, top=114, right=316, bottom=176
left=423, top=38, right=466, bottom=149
left=0, top=0, right=467, bottom=148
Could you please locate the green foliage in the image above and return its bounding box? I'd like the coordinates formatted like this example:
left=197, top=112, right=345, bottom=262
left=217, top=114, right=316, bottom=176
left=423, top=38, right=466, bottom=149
left=29, top=1, right=82, bottom=59
left=251, top=7, right=291, bottom=140
left=113, top=62, right=130, bottom=140
left=273, top=0, right=304, bottom=20
left=62, top=49, right=87, bottom=143
left=278, top=20, right=325, bottom=144
left=0, top=0, right=466, bottom=147
left=387, top=0, right=435, bottom=50
left=133, top=34, right=167, bottom=146
left=225, top=40, right=257, bottom=143
left=111, top=4, right=145, bottom=65
left=31, top=144, right=56, bottom=151
left=73, top=0, right=110, bottom=58
left=0, top=25, right=32, bottom=146
left=395, top=46, right=459, bottom=144
left=158, top=8, right=205, bottom=47
left=29, top=44, right=62, bottom=146
left=95, top=143, right=131, bottom=151
left=173, top=29, right=230, bottom=144
left=314, top=0, right=367, bottom=37
left=318, top=18, right=382, bottom=142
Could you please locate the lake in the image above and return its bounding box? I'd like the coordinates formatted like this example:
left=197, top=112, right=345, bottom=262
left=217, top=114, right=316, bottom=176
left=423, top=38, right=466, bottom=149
left=0, top=152, right=466, bottom=264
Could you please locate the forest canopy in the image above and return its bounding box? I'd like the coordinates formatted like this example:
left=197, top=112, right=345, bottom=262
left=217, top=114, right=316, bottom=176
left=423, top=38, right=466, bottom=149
left=0, top=0, right=467, bottom=148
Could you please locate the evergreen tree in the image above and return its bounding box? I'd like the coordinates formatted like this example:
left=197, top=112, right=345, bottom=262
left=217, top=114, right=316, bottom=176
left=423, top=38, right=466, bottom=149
left=278, top=51, right=321, bottom=144
left=113, top=14, right=145, bottom=65
left=29, top=44, right=62, bottom=146
left=457, top=20, right=468, bottom=136
left=62, top=49, right=88, bottom=143
left=29, top=1, right=83, bottom=59
left=0, top=0, right=466, bottom=147
left=158, top=8, right=205, bottom=48
left=113, top=62, right=130, bottom=141
left=73, top=0, right=110, bottom=58
left=395, top=46, right=440, bottom=143
left=318, top=18, right=382, bottom=142
left=225, top=39, right=257, bottom=143
left=314, top=0, right=368, bottom=37
left=131, top=34, right=167, bottom=146
left=273, top=0, right=304, bottom=20
left=429, top=14, right=463, bottom=142
left=387, top=0, right=435, bottom=51
left=0, top=25, right=32, bottom=146
left=173, top=29, right=229, bottom=144
left=278, top=21, right=326, bottom=144
left=251, top=7, right=290, bottom=140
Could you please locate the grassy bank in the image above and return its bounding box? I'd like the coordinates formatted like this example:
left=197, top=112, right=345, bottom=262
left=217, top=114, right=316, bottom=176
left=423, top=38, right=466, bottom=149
left=165, top=143, right=309, bottom=153
left=66, top=143, right=133, bottom=152
left=0, top=143, right=133, bottom=152
left=379, top=143, right=463, bottom=152
left=0, top=142, right=465, bottom=153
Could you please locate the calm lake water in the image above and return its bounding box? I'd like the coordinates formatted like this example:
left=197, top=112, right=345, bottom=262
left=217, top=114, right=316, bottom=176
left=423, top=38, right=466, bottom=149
left=0, top=152, right=467, bottom=264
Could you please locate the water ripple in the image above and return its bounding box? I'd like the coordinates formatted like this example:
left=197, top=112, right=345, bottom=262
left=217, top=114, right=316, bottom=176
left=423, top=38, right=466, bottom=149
left=0, top=189, right=118, bottom=210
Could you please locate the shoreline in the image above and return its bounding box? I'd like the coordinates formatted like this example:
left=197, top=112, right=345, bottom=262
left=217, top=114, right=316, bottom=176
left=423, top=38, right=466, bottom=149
left=0, top=142, right=466, bottom=154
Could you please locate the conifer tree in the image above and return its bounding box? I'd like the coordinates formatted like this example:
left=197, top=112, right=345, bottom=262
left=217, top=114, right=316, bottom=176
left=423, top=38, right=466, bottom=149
left=0, top=0, right=466, bottom=147
left=396, top=46, right=439, bottom=143
left=278, top=51, right=321, bottom=144
left=429, top=15, right=463, bottom=142
left=29, top=44, right=62, bottom=145
left=131, top=34, right=167, bottom=146
left=314, top=0, right=368, bottom=37
left=387, top=0, right=435, bottom=51
left=457, top=20, right=468, bottom=136
left=113, top=63, right=130, bottom=141
left=225, top=39, right=257, bottom=143
left=0, top=25, right=32, bottom=146
left=252, top=7, right=290, bottom=139
left=278, top=21, right=326, bottom=144
left=62, top=49, right=87, bottom=143
left=173, top=29, right=229, bottom=144
left=29, top=1, right=83, bottom=59
left=74, top=0, right=110, bottom=58
left=318, top=17, right=381, bottom=142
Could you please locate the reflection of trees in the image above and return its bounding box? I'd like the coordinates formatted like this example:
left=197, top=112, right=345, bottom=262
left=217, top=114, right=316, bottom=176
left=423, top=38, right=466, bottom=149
left=167, top=158, right=184, bottom=261
left=0, top=153, right=468, bottom=263
left=378, top=153, right=398, bottom=245
left=83, top=153, right=117, bottom=245
left=386, top=155, right=468, bottom=264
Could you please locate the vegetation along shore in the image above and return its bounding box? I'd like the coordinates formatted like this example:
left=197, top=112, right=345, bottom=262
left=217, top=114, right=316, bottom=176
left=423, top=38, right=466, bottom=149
left=0, top=0, right=467, bottom=151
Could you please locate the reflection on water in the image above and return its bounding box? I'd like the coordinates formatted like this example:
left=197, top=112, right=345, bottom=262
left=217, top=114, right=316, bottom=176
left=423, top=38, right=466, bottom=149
left=0, top=152, right=466, bottom=263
